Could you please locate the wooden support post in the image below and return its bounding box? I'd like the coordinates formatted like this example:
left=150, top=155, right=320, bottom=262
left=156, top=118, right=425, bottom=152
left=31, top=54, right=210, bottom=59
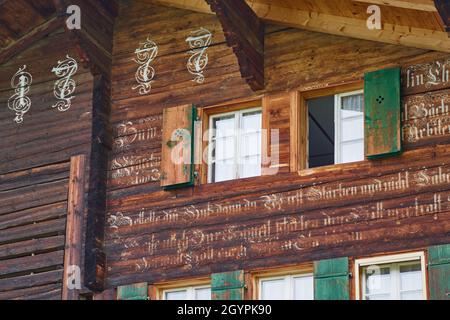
left=62, top=155, right=86, bottom=300
left=84, top=74, right=111, bottom=292
left=435, top=0, right=450, bottom=35
left=205, top=0, right=264, bottom=91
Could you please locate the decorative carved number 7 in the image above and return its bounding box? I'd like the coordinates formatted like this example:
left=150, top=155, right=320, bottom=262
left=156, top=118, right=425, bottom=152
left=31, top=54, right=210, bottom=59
left=186, top=27, right=212, bottom=84
left=132, top=37, right=158, bottom=95
left=51, top=55, right=78, bottom=112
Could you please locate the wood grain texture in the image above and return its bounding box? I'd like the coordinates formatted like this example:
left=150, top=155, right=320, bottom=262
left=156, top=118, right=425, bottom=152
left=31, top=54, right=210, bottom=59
left=206, top=0, right=265, bottom=91
left=0, top=161, right=69, bottom=300
left=62, top=155, right=86, bottom=300
left=103, top=2, right=450, bottom=289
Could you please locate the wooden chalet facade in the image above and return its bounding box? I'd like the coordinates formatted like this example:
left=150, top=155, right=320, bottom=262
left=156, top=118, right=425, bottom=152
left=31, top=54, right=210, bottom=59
left=0, top=0, right=449, bottom=300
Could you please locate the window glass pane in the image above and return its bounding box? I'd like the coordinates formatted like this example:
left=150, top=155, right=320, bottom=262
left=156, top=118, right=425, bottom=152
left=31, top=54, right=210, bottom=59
left=400, top=291, right=423, bottom=300
left=241, top=110, right=262, bottom=131
left=241, top=132, right=260, bottom=157
left=341, top=140, right=364, bottom=163
left=400, top=264, right=422, bottom=293
left=260, top=278, right=285, bottom=300
left=195, top=287, right=211, bottom=300
left=165, top=290, right=187, bottom=300
left=341, top=94, right=363, bottom=118
left=214, top=159, right=235, bottom=182
left=293, top=276, right=314, bottom=300
left=215, top=136, right=235, bottom=160
left=213, top=115, right=235, bottom=137
left=241, top=155, right=261, bottom=178
left=364, top=266, right=391, bottom=298
left=341, top=116, right=364, bottom=142
left=212, top=115, right=236, bottom=183
left=240, top=111, right=262, bottom=178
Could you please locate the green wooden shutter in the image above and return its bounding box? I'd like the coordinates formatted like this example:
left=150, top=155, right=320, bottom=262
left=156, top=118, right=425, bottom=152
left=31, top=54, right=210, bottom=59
left=364, top=67, right=402, bottom=159
left=117, top=282, right=148, bottom=300
left=314, top=257, right=350, bottom=300
left=211, top=270, right=245, bottom=300
left=428, top=244, right=450, bottom=300
left=161, top=104, right=196, bottom=189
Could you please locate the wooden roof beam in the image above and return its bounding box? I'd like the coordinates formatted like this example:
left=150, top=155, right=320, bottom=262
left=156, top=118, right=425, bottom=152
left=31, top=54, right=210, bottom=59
left=151, top=0, right=450, bottom=52
left=246, top=1, right=450, bottom=52
left=353, top=0, right=437, bottom=11
left=0, top=15, right=64, bottom=65
left=205, top=0, right=265, bottom=91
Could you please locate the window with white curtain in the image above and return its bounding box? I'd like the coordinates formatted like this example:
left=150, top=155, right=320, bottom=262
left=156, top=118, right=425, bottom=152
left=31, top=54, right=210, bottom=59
left=355, top=252, right=427, bottom=300
left=334, top=90, right=365, bottom=164
left=208, top=108, right=262, bottom=183
left=163, top=285, right=211, bottom=300
left=259, top=274, right=314, bottom=300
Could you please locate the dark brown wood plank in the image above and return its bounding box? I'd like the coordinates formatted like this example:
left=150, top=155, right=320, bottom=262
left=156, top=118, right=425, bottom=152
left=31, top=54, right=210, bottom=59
left=0, top=250, right=64, bottom=277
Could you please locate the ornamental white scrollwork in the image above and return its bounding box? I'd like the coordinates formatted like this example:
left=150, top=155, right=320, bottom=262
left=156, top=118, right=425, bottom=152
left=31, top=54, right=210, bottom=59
left=185, top=27, right=212, bottom=84
left=7, top=65, right=33, bottom=124
left=132, top=37, right=158, bottom=95
left=51, top=55, right=78, bottom=112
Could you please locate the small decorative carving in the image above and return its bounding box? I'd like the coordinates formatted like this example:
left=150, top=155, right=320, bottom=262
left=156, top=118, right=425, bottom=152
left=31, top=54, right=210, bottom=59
left=51, top=55, right=78, bottom=112
left=7, top=65, right=33, bottom=124
left=186, top=27, right=212, bottom=83
left=132, top=37, right=158, bottom=95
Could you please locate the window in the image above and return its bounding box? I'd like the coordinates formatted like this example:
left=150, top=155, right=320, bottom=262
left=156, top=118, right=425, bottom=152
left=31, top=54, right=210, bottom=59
left=334, top=91, right=364, bottom=164
left=258, top=273, right=314, bottom=300
left=307, top=89, right=364, bottom=168
left=355, top=252, right=427, bottom=300
left=208, top=108, right=262, bottom=183
left=163, top=285, right=211, bottom=300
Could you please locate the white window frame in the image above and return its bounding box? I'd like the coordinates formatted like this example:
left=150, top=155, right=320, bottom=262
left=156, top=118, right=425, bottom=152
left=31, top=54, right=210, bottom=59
left=354, top=251, right=427, bottom=300
left=334, top=89, right=364, bottom=164
left=258, top=273, right=314, bottom=300
left=207, top=107, right=262, bottom=183
left=162, top=284, right=211, bottom=300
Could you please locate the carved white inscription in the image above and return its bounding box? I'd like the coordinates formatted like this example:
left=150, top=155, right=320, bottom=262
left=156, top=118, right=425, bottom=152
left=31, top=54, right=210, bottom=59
left=51, top=55, right=78, bottom=112
left=186, top=27, right=212, bottom=84
left=107, top=166, right=450, bottom=271
left=132, top=37, right=158, bottom=95
left=7, top=65, right=33, bottom=124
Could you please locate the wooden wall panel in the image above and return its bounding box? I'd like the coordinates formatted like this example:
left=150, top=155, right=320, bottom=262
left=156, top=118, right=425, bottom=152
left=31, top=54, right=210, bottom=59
left=0, top=31, right=94, bottom=175
left=0, top=161, right=70, bottom=300
left=103, top=3, right=450, bottom=288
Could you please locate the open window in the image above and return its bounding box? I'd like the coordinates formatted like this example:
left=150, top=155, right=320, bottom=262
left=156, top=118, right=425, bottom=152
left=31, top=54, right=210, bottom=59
left=307, top=89, right=364, bottom=168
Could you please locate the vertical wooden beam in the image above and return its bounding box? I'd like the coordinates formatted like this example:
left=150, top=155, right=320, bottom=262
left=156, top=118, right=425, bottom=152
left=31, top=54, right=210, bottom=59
left=84, top=74, right=111, bottom=292
left=205, top=0, right=264, bottom=91
left=62, top=155, right=86, bottom=300
left=435, top=0, right=450, bottom=35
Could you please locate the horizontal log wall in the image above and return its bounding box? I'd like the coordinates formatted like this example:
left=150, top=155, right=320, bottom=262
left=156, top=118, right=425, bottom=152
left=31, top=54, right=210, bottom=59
left=0, top=161, right=70, bottom=300
left=0, top=28, right=95, bottom=298
left=104, top=2, right=450, bottom=288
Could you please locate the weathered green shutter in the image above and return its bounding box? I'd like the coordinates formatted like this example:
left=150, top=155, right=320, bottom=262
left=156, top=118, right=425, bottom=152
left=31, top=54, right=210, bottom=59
left=364, top=67, right=402, bottom=159
left=160, top=104, right=196, bottom=189
left=117, top=282, right=148, bottom=300
left=314, top=257, right=350, bottom=300
left=428, top=244, right=450, bottom=300
left=211, top=270, right=245, bottom=300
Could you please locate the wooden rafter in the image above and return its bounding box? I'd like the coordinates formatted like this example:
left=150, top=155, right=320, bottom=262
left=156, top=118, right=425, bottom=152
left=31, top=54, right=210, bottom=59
left=205, top=0, right=265, bottom=91
left=435, top=0, right=450, bottom=34
left=152, top=0, right=450, bottom=53
left=0, top=15, right=64, bottom=65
